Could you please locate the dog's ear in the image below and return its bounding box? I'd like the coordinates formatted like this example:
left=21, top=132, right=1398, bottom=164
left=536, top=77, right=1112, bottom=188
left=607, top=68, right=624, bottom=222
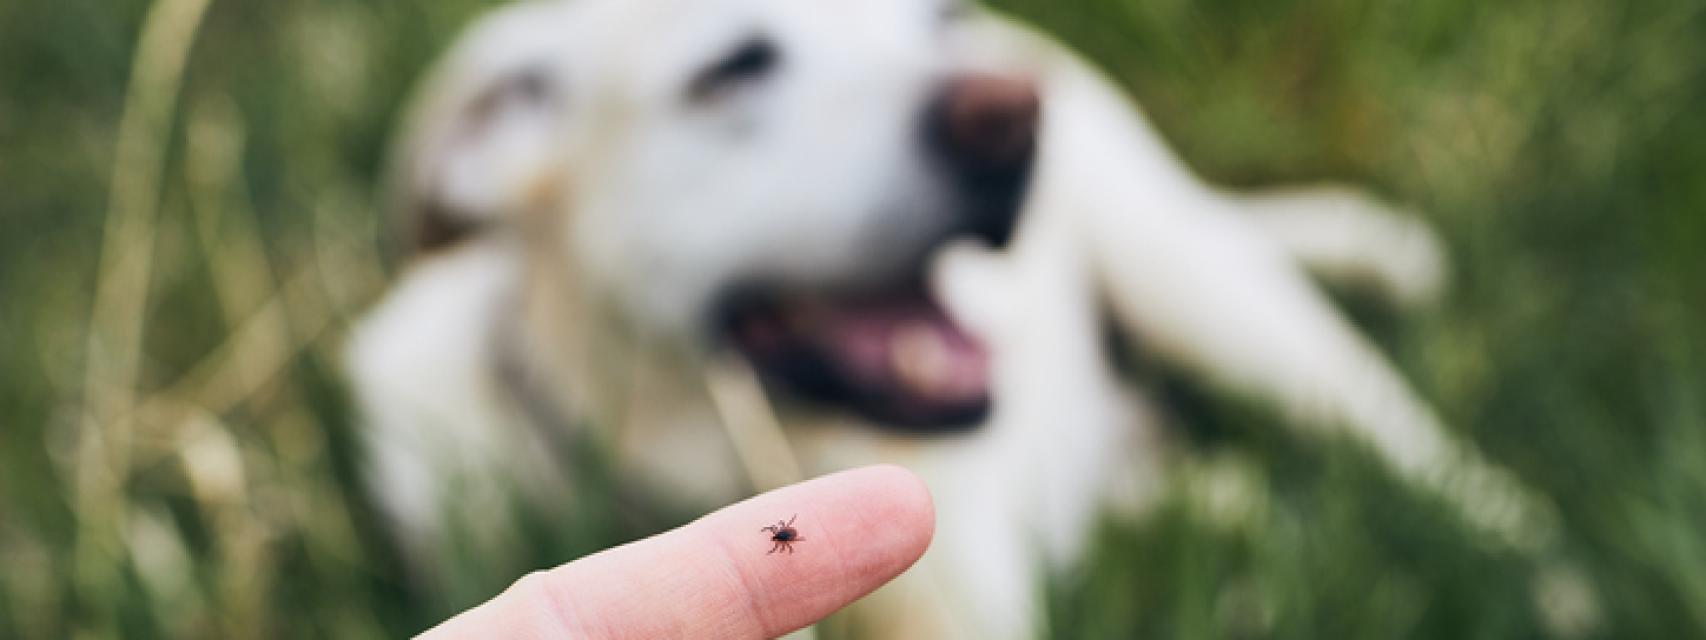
left=387, top=5, right=569, bottom=254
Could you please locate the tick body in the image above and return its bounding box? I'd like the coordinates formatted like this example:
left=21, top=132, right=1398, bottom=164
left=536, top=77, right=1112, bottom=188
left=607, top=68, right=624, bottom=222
left=761, top=514, right=804, bottom=554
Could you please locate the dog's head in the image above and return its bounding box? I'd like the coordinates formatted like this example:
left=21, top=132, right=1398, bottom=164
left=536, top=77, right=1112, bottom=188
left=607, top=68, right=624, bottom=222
left=395, top=0, right=1038, bottom=429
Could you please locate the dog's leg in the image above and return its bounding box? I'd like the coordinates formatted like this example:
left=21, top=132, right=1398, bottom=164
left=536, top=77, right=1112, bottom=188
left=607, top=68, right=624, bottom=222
left=1031, top=58, right=1557, bottom=552
left=1217, top=186, right=1447, bottom=309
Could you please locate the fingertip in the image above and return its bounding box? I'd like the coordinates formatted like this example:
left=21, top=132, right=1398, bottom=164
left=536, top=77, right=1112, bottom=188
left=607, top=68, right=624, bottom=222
left=852, top=464, right=936, bottom=556
left=435, top=465, right=943, bottom=640
left=725, top=464, right=934, bottom=636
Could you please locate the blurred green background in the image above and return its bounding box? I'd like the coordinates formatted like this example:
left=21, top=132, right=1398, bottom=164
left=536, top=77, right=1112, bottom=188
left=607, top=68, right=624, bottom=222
left=2, top=0, right=1703, bottom=637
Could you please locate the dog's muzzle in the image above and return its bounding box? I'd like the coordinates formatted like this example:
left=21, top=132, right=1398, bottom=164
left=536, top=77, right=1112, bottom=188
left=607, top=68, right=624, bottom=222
left=718, top=72, right=1040, bottom=431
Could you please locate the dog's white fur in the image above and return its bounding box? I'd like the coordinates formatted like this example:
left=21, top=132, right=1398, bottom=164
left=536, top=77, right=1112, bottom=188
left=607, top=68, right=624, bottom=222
left=347, top=0, right=1554, bottom=636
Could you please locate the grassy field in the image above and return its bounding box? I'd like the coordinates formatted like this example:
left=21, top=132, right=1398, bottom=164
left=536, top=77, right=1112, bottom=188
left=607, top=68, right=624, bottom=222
left=3, top=0, right=1703, bottom=637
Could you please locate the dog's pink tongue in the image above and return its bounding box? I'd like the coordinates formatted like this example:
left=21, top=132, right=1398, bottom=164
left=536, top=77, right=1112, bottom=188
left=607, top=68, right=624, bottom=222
left=818, top=301, right=989, bottom=406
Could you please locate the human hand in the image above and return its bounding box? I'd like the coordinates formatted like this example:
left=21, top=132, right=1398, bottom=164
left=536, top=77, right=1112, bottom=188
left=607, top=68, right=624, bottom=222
left=419, top=465, right=935, bottom=639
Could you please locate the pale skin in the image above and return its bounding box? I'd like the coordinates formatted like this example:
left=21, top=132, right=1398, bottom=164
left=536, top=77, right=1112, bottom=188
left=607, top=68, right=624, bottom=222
left=418, top=465, right=936, bottom=639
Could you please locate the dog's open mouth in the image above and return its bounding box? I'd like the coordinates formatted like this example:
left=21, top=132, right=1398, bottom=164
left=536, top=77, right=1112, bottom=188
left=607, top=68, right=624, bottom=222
left=707, top=72, right=1043, bottom=430
left=718, top=285, right=989, bottom=430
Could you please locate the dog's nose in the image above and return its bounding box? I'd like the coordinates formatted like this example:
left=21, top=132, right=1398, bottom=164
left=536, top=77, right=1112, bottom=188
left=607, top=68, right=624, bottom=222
left=930, top=72, right=1040, bottom=172
left=926, top=72, right=1039, bottom=247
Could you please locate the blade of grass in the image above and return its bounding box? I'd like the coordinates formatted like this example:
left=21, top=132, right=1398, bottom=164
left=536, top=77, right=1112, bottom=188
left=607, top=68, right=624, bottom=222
left=73, top=0, right=214, bottom=630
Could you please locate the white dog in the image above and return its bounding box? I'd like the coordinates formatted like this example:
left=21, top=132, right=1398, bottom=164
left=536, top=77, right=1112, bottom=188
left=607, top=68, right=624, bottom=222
left=346, top=0, right=1556, bottom=636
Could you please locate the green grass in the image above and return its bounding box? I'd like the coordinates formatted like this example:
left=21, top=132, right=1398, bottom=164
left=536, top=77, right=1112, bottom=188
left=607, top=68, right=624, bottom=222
left=3, top=0, right=1704, bottom=637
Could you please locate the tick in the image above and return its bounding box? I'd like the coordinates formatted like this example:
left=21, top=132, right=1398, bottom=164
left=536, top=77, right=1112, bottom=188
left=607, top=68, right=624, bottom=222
left=761, top=514, right=804, bottom=554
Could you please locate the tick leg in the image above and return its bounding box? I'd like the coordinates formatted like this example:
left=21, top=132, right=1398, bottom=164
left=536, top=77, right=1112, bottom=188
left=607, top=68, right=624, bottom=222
left=768, top=542, right=778, bottom=555
left=786, top=514, right=797, bottom=527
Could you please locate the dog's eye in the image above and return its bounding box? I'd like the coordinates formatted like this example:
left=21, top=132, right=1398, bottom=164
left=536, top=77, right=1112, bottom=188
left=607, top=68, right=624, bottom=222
left=937, top=0, right=971, bottom=26
left=506, top=67, right=554, bottom=105
left=688, top=35, right=779, bottom=102
left=467, top=66, right=556, bottom=123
